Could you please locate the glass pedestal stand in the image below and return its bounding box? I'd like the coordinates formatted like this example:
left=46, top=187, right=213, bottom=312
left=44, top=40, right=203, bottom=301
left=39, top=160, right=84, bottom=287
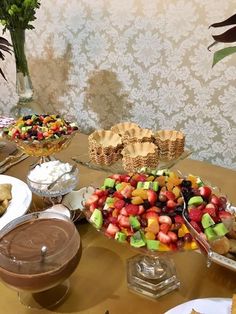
left=127, top=254, right=180, bottom=299
left=18, top=279, right=70, bottom=309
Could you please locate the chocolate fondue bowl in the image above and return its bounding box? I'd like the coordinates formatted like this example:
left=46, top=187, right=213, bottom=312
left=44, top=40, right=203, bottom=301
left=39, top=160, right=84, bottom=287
left=0, top=212, right=81, bottom=307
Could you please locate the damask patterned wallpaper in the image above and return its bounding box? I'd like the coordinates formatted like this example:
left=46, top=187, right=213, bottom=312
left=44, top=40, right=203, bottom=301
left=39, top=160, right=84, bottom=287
left=0, top=0, right=236, bottom=169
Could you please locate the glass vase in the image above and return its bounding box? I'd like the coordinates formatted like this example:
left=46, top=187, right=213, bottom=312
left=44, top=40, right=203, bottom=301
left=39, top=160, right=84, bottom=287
left=9, top=28, right=43, bottom=117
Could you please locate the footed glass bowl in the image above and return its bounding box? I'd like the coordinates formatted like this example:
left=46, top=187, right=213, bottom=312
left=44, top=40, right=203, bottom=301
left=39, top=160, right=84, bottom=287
left=27, top=167, right=78, bottom=198
left=4, top=132, right=77, bottom=158
left=79, top=184, right=197, bottom=299
left=0, top=211, right=81, bottom=308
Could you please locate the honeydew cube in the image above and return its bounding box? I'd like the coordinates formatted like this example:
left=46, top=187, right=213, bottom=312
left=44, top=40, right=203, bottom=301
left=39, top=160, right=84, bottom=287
left=204, top=227, right=218, bottom=241
left=130, top=231, right=146, bottom=248
left=143, top=182, right=151, bottom=189
left=201, top=213, right=215, bottom=229
left=146, top=239, right=160, bottom=251
left=105, top=197, right=115, bottom=206
left=90, top=208, right=103, bottom=229
left=104, top=178, right=115, bottom=188
left=137, top=182, right=143, bottom=189
left=152, top=181, right=159, bottom=191
left=115, top=183, right=123, bottom=191
left=213, top=223, right=228, bottom=237
left=129, top=216, right=141, bottom=230
left=188, top=196, right=204, bottom=206
left=115, top=232, right=127, bottom=242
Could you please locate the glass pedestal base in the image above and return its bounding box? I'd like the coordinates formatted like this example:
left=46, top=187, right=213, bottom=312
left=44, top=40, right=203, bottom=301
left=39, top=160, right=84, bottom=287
left=18, top=279, right=70, bottom=309
left=127, top=254, right=180, bottom=299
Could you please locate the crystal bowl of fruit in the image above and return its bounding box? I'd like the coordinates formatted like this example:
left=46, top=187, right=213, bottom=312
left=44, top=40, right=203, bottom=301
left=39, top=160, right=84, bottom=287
left=3, top=114, right=78, bottom=157
left=81, top=169, right=199, bottom=299
left=181, top=177, right=236, bottom=271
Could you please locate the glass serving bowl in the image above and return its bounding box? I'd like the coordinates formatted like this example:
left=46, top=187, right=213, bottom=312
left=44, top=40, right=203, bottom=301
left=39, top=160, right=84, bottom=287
left=27, top=167, right=78, bottom=198
left=77, top=170, right=198, bottom=299
left=0, top=211, right=81, bottom=308
left=5, top=132, right=76, bottom=158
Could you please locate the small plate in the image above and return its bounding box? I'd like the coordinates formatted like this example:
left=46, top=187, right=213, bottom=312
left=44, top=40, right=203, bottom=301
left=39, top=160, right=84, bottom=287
left=0, top=175, right=32, bottom=230
left=165, top=298, right=231, bottom=314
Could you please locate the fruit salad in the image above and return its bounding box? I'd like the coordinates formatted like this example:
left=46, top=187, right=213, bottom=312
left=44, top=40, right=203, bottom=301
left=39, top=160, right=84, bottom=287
left=84, top=170, right=198, bottom=252
left=4, top=114, right=78, bottom=141
left=3, top=114, right=78, bottom=157
left=182, top=176, right=236, bottom=258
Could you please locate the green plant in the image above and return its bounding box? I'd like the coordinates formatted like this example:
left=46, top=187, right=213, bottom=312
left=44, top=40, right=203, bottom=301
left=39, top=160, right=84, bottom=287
left=0, top=35, right=11, bottom=80
left=0, top=0, right=40, bottom=32
left=208, top=13, right=236, bottom=67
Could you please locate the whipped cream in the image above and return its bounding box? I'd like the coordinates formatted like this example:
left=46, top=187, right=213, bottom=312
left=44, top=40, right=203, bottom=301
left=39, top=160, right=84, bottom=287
left=28, top=160, right=73, bottom=184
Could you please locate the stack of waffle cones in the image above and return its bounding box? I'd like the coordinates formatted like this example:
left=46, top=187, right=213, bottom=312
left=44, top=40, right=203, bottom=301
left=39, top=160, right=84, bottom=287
left=122, top=128, right=154, bottom=146
left=155, top=130, right=185, bottom=160
left=122, top=142, right=159, bottom=172
left=88, top=130, right=123, bottom=165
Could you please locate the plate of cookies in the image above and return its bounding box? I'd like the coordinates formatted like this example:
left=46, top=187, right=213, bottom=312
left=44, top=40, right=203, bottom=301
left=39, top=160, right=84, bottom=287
left=0, top=175, right=32, bottom=230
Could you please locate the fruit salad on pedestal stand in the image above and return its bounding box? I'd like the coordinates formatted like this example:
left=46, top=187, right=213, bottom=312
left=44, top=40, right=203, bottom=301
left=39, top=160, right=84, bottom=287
left=81, top=170, right=198, bottom=299
left=3, top=114, right=79, bottom=205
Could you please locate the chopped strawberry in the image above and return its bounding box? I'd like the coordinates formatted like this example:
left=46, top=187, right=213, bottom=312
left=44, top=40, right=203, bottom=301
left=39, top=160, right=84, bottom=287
left=196, top=203, right=206, bottom=211
left=146, top=206, right=161, bottom=213
left=129, top=178, right=137, bottom=187
left=106, top=223, right=119, bottom=236
left=167, top=200, right=177, bottom=209
left=97, top=195, right=107, bottom=207
left=118, top=215, right=130, bottom=228
left=108, top=216, right=118, bottom=224
left=190, top=220, right=202, bottom=233
left=86, top=194, right=99, bottom=206
left=125, top=204, right=139, bottom=215
left=164, top=191, right=176, bottom=200
left=210, top=194, right=221, bottom=208
left=188, top=208, right=203, bottom=222
left=168, top=231, right=178, bottom=242
left=138, top=205, right=145, bottom=215
left=169, top=243, right=178, bottom=251
left=37, top=132, right=44, bottom=140
left=158, top=231, right=171, bottom=244
left=113, top=191, right=124, bottom=199
left=199, top=186, right=212, bottom=199
left=110, top=174, right=121, bottom=181
left=147, top=190, right=157, bottom=205
left=114, top=199, right=125, bottom=210
left=159, top=215, right=172, bottom=225
left=160, top=223, right=171, bottom=234
left=202, top=206, right=217, bottom=218
left=174, top=215, right=185, bottom=224
left=89, top=203, right=97, bottom=213
left=120, top=207, right=128, bottom=216
left=120, top=174, right=131, bottom=182
left=95, top=189, right=106, bottom=197
left=146, top=211, right=159, bottom=220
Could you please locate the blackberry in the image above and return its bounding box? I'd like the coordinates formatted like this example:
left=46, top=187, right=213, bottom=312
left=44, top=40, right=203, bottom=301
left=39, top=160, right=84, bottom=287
left=143, top=200, right=151, bottom=210
left=124, top=197, right=131, bottom=204
left=108, top=188, right=116, bottom=194
left=181, top=180, right=192, bottom=188
left=22, top=115, right=32, bottom=120
left=175, top=205, right=183, bottom=214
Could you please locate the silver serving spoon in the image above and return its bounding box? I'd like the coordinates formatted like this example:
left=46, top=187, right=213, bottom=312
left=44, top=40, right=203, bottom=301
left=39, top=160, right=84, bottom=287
left=47, top=164, right=77, bottom=190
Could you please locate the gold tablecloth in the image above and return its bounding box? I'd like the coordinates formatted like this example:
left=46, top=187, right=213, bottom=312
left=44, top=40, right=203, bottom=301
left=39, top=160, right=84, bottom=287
left=0, top=133, right=236, bottom=314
